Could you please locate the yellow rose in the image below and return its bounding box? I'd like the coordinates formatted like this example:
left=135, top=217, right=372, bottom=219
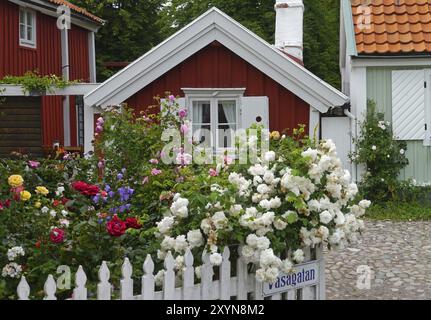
left=35, top=186, right=49, bottom=196
left=20, top=191, right=32, bottom=201
left=270, top=131, right=281, bottom=141
left=8, top=175, right=24, bottom=188
left=35, top=201, right=41, bottom=209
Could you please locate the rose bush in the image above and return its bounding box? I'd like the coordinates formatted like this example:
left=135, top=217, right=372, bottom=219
left=0, top=94, right=369, bottom=299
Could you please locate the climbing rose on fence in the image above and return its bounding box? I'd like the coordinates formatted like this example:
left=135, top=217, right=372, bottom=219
left=154, top=131, right=369, bottom=284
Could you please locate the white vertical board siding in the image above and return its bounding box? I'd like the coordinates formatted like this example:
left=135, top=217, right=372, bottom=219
left=392, top=70, right=425, bottom=140
left=240, top=96, right=269, bottom=129
left=321, top=117, right=352, bottom=174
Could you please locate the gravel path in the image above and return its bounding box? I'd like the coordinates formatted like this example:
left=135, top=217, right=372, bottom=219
left=325, top=220, right=431, bottom=300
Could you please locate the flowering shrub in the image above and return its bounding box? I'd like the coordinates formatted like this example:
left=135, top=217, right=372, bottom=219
left=0, top=94, right=370, bottom=298
left=350, top=101, right=409, bottom=202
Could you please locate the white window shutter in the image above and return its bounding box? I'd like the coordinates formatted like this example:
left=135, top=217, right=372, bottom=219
left=240, top=96, right=269, bottom=130
left=392, top=70, right=425, bottom=140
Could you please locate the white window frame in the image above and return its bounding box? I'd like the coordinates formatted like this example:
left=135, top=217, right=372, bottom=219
left=183, top=88, right=246, bottom=154
left=19, top=7, right=37, bottom=48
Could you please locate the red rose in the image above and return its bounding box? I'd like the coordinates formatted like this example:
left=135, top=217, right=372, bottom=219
left=72, top=181, right=100, bottom=196
left=0, top=199, right=11, bottom=211
left=61, top=197, right=69, bottom=205
left=125, top=217, right=143, bottom=230
left=53, top=199, right=60, bottom=207
left=106, top=215, right=126, bottom=237
left=35, top=241, right=41, bottom=248
left=50, top=228, right=65, bottom=244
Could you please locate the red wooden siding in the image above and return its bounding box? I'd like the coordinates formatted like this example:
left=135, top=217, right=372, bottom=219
left=0, top=1, right=90, bottom=148
left=127, top=42, right=310, bottom=134
left=68, top=26, right=91, bottom=146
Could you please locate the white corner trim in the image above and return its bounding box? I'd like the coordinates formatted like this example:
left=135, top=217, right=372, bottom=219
left=85, top=8, right=348, bottom=112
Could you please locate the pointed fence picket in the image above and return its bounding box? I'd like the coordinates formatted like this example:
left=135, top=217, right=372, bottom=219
left=15, top=245, right=325, bottom=301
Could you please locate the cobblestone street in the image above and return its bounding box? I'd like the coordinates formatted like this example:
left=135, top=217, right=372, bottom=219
left=325, top=220, right=431, bottom=300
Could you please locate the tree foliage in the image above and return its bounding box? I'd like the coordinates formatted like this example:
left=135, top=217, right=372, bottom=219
left=69, top=0, right=165, bottom=80
left=70, top=0, right=341, bottom=87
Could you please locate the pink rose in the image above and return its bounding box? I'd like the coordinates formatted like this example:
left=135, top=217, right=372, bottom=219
left=180, top=124, right=189, bottom=135
left=149, top=159, right=159, bottom=165
left=209, top=168, right=218, bottom=177
left=28, top=160, right=40, bottom=169
left=151, top=168, right=162, bottom=176
left=168, top=95, right=175, bottom=101
left=178, top=108, right=187, bottom=119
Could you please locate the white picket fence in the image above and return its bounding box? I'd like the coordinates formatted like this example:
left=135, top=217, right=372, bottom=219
left=16, top=245, right=325, bottom=300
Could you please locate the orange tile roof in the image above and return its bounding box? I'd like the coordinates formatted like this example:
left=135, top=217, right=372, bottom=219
left=45, top=0, right=104, bottom=24
left=352, top=0, right=431, bottom=54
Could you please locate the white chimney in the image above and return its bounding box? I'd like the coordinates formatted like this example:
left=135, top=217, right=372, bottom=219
left=275, top=0, right=304, bottom=61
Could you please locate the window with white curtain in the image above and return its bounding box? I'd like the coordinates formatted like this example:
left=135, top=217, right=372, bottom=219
left=19, top=8, right=36, bottom=48
left=190, top=97, right=238, bottom=152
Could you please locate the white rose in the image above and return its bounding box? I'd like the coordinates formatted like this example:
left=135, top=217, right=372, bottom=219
left=174, top=235, right=189, bottom=253
left=241, top=245, right=255, bottom=258
left=264, top=151, right=276, bottom=162
left=274, top=218, right=287, bottom=231
left=246, top=234, right=259, bottom=248
left=281, top=259, right=294, bottom=274
left=265, top=267, right=279, bottom=283
left=359, top=200, right=371, bottom=209
left=156, top=216, right=175, bottom=234
left=319, top=210, right=333, bottom=224
left=256, top=236, right=270, bottom=250
left=210, top=253, right=223, bottom=266
left=187, top=229, right=204, bottom=248
left=256, top=268, right=266, bottom=282
left=293, top=249, right=304, bottom=263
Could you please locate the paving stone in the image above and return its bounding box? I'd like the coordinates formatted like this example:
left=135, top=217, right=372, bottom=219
left=325, top=220, right=431, bottom=300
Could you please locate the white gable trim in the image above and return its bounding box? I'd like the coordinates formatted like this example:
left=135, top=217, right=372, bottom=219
left=84, top=8, right=348, bottom=113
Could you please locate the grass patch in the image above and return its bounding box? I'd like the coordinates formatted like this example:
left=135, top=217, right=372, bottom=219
left=365, top=201, right=431, bottom=221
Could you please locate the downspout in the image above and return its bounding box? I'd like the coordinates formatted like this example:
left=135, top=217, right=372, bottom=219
left=61, top=27, right=71, bottom=146
left=344, top=108, right=357, bottom=182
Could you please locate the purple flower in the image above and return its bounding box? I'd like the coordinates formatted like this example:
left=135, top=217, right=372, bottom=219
left=117, top=173, right=123, bottom=181
left=108, top=191, right=115, bottom=198
left=149, top=159, right=159, bottom=165
left=106, top=216, right=112, bottom=221
left=96, top=126, right=103, bottom=133
left=169, top=95, right=175, bottom=101
left=96, top=117, right=104, bottom=125
left=98, top=218, right=104, bottom=225
left=92, top=195, right=100, bottom=203
left=105, top=185, right=111, bottom=192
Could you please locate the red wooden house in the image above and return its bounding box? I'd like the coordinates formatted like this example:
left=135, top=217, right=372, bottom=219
left=0, top=0, right=103, bottom=157
left=85, top=2, right=350, bottom=162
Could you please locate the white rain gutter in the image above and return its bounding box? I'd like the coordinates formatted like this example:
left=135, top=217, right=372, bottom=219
left=344, top=108, right=357, bottom=182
